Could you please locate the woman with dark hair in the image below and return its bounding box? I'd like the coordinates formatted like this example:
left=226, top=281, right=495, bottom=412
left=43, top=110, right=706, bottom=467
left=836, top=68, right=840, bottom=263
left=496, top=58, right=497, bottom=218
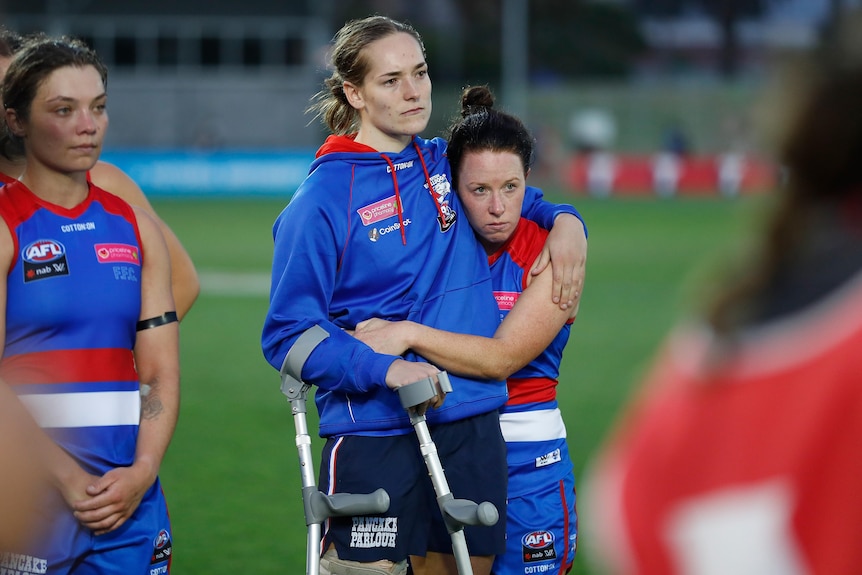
left=0, top=35, right=179, bottom=573
left=355, top=84, right=581, bottom=575
left=583, top=15, right=862, bottom=575
left=0, top=28, right=199, bottom=320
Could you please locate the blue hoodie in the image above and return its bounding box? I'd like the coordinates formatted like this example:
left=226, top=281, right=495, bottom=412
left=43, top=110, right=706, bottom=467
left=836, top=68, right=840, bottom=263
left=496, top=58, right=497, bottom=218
left=262, top=134, right=582, bottom=437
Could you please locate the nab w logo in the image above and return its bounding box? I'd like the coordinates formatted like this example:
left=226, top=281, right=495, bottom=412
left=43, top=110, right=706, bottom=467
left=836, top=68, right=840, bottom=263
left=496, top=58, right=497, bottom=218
left=22, top=239, right=70, bottom=283
left=521, top=529, right=557, bottom=564
left=22, top=239, right=66, bottom=263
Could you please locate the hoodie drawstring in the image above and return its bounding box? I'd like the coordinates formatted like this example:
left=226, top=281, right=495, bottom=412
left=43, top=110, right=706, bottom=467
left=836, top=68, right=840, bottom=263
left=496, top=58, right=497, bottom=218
left=380, top=155, right=408, bottom=245
left=380, top=141, right=446, bottom=246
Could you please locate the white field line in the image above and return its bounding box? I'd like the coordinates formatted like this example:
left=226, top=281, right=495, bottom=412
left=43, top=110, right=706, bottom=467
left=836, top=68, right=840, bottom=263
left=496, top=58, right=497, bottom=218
left=198, top=270, right=270, bottom=297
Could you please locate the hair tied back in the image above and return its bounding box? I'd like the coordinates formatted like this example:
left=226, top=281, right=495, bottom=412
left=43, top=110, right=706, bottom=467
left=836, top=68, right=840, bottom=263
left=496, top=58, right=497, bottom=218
left=460, top=85, right=495, bottom=118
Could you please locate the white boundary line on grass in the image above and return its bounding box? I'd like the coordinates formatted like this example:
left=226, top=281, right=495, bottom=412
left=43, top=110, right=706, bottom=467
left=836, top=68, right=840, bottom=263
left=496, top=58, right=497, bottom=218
left=198, top=270, right=271, bottom=297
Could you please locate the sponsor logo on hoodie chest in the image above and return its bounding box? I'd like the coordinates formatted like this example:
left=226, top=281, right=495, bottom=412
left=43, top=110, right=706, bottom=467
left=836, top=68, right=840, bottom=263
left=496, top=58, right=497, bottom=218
left=357, top=193, right=414, bottom=242
left=355, top=163, right=455, bottom=241
left=357, top=195, right=399, bottom=227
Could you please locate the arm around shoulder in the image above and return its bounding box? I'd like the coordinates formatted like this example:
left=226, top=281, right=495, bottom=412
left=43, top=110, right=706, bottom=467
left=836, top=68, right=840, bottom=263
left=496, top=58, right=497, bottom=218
left=531, top=212, right=588, bottom=309
left=355, top=265, right=572, bottom=380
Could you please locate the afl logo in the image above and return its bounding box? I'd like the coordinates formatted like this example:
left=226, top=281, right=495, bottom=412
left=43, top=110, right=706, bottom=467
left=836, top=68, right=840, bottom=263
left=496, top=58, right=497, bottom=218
left=151, top=528, right=173, bottom=565
left=22, top=239, right=66, bottom=263
left=154, top=529, right=171, bottom=549
left=522, top=530, right=554, bottom=549
left=521, top=529, right=557, bottom=563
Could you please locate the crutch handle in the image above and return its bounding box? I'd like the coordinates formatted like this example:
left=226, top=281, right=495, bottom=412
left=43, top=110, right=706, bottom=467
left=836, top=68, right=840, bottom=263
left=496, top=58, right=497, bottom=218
left=397, top=372, right=452, bottom=410
left=305, top=487, right=391, bottom=525
left=325, top=488, right=391, bottom=516
left=442, top=499, right=499, bottom=528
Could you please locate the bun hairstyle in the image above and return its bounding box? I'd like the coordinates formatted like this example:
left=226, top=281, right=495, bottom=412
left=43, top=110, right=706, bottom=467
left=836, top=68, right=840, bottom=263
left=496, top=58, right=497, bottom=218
left=459, top=85, right=496, bottom=117
left=446, top=85, right=534, bottom=189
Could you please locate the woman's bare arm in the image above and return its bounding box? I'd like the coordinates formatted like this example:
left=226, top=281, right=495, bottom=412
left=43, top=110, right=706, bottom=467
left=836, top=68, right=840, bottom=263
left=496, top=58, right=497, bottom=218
left=89, top=161, right=200, bottom=319
left=354, top=263, right=577, bottom=380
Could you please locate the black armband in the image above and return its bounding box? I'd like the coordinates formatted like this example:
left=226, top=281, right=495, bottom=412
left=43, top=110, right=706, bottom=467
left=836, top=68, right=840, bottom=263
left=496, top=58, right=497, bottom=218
left=136, top=311, right=179, bottom=331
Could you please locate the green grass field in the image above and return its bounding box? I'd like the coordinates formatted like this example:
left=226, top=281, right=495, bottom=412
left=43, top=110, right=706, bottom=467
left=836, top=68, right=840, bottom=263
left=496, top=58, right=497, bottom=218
left=151, top=193, right=765, bottom=573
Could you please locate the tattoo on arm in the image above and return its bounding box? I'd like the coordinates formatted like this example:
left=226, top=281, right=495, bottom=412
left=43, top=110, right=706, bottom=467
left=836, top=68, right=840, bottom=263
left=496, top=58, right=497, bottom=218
left=140, top=381, right=164, bottom=420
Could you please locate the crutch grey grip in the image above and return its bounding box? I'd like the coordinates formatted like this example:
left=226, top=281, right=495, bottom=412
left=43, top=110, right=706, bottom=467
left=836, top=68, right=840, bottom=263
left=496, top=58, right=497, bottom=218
left=397, top=372, right=452, bottom=409
left=305, top=488, right=391, bottom=525
left=325, top=489, right=391, bottom=516
left=443, top=499, right=499, bottom=527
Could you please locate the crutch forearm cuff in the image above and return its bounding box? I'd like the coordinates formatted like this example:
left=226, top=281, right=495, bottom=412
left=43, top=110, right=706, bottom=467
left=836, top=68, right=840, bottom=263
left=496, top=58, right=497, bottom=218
left=280, top=324, right=331, bottom=382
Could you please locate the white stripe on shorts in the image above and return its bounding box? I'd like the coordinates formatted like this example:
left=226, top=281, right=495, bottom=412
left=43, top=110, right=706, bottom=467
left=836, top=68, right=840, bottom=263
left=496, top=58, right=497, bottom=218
left=19, top=391, right=141, bottom=428
left=499, top=408, right=567, bottom=443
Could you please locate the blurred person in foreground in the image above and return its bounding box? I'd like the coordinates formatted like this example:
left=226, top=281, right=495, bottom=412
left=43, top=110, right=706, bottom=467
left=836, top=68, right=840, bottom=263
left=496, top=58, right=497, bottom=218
left=0, top=27, right=199, bottom=320
left=0, top=377, right=50, bottom=552
left=583, top=14, right=862, bottom=575
left=354, top=85, right=580, bottom=575
left=0, top=35, right=179, bottom=572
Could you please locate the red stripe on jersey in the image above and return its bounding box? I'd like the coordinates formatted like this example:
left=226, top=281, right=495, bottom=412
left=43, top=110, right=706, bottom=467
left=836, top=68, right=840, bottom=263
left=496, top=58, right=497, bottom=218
left=487, top=219, right=548, bottom=274
left=507, top=376, right=558, bottom=405
left=0, top=348, right=137, bottom=385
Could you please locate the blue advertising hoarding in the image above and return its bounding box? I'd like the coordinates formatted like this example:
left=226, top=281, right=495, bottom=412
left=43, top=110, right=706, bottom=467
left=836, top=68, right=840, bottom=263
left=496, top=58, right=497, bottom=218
left=100, top=149, right=316, bottom=198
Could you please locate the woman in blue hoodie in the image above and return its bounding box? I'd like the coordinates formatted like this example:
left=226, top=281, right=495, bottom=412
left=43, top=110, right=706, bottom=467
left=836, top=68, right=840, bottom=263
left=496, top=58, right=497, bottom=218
left=261, top=15, right=586, bottom=575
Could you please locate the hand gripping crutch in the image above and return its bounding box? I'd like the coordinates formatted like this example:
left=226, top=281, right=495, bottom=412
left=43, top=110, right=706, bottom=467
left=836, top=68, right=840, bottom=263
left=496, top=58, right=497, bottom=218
left=281, top=326, right=391, bottom=575
left=396, top=373, right=500, bottom=575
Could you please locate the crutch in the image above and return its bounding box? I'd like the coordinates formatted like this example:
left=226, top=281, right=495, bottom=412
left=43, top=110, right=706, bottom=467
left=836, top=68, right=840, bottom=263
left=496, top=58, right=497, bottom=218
left=281, top=326, right=390, bottom=575
left=396, top=372, right=500, bottom=575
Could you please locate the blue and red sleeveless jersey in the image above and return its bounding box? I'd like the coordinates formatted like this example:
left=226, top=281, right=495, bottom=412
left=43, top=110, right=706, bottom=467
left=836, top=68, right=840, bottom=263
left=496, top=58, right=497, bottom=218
left=490, top=217, right=575, bottom=501
left=489, top=218, right=572, bottom=413
left=0, top=180, right=144, bottom=474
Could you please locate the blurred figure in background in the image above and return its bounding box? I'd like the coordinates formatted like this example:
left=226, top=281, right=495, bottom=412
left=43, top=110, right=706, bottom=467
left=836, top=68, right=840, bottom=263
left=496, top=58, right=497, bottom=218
left=0, top=27, right=199, bottom=320
left=0, top=28, right=24, bottom=172
left=660, top=121, right=691, bottom=158
left=583, top=13, right=862, bottom=575
left=569, top=108, right=617, bottom=197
